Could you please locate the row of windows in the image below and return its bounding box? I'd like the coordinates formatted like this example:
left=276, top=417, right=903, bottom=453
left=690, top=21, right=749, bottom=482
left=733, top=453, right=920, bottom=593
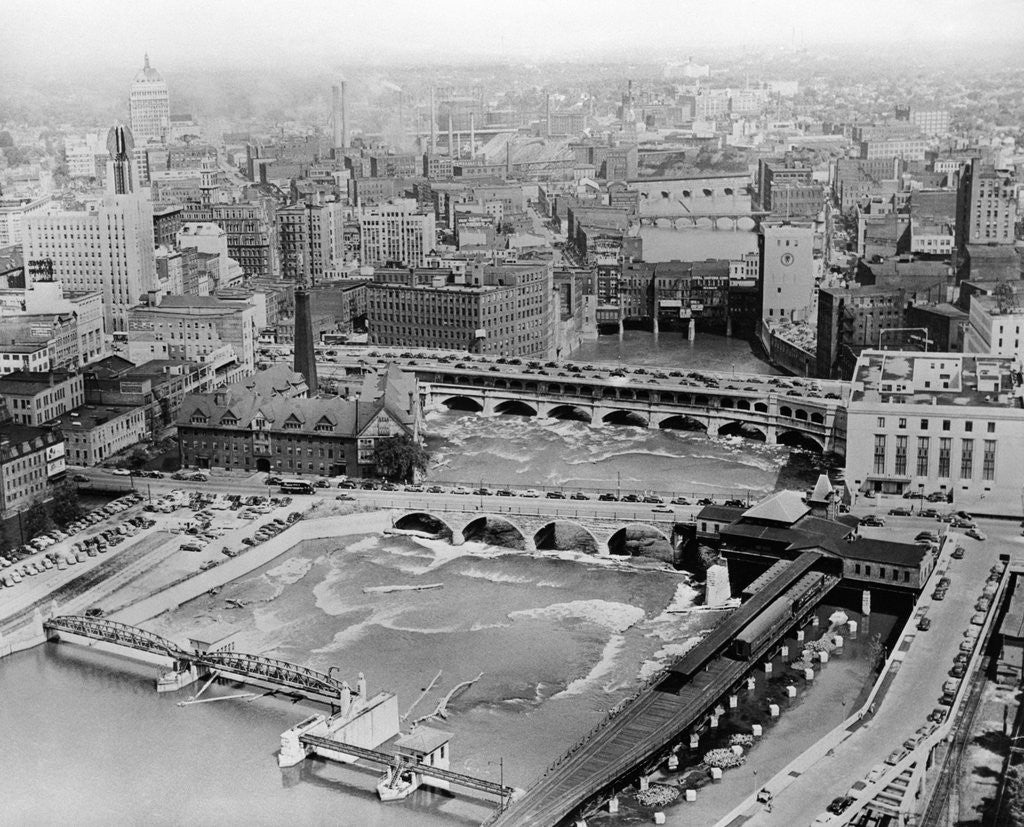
left=853, top=563, right=911, bottom=583
left=877, top=417, right=996, bottom=434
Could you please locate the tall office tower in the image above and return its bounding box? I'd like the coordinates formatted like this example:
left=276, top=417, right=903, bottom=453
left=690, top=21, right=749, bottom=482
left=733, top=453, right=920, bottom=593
left=293, top=290, right=318, bottom=392
left=955, top=159, right=1018, bottom=249
left=129, top=54, right=170, bottom=144
left=359, top=201, right=436, bottom=268
left=106, top=124, right=135, bottom=194
left=23, top=195, right=158, bottom=332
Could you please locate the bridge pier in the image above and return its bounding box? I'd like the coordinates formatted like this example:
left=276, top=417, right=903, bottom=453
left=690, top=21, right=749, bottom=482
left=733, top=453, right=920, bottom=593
left=688, top=319, right=696, bottom=342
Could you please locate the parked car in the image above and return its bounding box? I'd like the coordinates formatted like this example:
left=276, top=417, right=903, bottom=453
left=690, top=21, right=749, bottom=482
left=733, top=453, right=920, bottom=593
left=111, top=468, right=131, bottom=476
left=965, top=528, right=986, bottom=541
left=570, top=492, right=590, bottom=501
left=889, top=507, right=912, bottom=516
left=860, top=515, right=885, bottom=527
left=598, top=493, right=618, bottom=502
left=545, top=491, right=566, bottom=499
left=917, top=617, right=932, bottom=631
left=72, top=474, right=89, bottom=483
left=932, top=589, right=947, bottom=601
left=827, top=796, right=855, bottom=816
left=952, top=546, right=966, bottom=559
left=949, top=664, right=967, bottom=678
left=671, top=496, right=690, bottom=506
left=621, top=494, right=641, bottom=503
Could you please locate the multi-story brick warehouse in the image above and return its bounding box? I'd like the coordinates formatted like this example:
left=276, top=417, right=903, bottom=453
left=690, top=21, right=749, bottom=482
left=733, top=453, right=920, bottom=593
left=176, top=363, right=420, bottom=477
left=366, top=262, right=553, bottom=357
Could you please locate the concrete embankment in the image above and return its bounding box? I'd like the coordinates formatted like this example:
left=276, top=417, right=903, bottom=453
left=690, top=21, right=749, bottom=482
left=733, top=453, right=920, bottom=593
left=111, top=510, right=393, bottom=626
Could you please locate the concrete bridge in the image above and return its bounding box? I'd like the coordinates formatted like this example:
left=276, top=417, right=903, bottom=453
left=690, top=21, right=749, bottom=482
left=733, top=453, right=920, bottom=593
left=635, top=212, right=767, bottom=231
left=391, top=508, right=684, bottom=559
left=416, top=366, right=847, bottom=456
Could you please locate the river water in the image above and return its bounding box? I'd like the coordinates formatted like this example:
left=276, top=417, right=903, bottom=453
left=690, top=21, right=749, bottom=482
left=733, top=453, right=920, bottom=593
left=0, top=536, right=706, bottom=827
left=425, top=330, right=826, bottom=501
left=0, top=329, right=833, bottom=824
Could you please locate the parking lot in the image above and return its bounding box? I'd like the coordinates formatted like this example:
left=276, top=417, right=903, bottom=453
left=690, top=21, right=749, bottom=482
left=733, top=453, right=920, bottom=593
left=0, top=488, right=317, bottom=628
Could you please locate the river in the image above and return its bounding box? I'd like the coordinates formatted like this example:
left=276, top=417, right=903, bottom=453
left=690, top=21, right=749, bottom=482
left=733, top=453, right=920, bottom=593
left=0, top=329, right=835, bottom=824
left=0, top=535, right=706, bottom=826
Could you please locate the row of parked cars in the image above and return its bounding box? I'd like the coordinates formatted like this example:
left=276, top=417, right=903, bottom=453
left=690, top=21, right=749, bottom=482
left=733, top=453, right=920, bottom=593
left=0, top=498, right=148, bottom=589
left=282, top=475, right=730, bottom=508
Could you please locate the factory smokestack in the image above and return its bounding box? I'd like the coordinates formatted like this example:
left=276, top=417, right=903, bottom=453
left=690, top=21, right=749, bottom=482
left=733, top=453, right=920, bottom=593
left=448, top=114, right=454, bottom=158
left=429, top=87, right=436, bottom=154
left=546, top=93, right=552, bottom=137
left=469, top=113, right=475, bottom=159
left=332, top=85, right=343, bottom=153
left=341, top=81, right=348, bottom=151
left=293, top=290, right=319, bottom=394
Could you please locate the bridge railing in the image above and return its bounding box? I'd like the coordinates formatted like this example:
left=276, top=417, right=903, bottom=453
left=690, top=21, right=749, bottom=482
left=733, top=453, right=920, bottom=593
left=198, top=650, right=349, bottom=699
left=45, top=615, right=188, bottom=659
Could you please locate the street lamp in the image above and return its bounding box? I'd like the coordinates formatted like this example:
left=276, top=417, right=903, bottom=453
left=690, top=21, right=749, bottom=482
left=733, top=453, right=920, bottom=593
left=488, top=757, right=506, bottom=811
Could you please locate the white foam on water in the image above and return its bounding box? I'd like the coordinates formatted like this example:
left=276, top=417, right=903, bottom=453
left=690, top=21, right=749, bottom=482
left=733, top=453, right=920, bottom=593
left=637, top=636, right=704, bottom=681
left=264, top=556, right=314, bottom=585
left=508, top=599, right=645, bottom=633
left=459, top=566, right=534, bottom=585
left=554, top=634, right=627, bottom=698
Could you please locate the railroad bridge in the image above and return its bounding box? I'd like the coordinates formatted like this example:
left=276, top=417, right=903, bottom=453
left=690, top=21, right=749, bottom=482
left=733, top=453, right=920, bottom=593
left=416, top=366, right=847, bottom=455
left=392, top=508, right=683, bottom=558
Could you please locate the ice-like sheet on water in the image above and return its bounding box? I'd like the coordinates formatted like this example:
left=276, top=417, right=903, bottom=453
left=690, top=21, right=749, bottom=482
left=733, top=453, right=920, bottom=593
left=554, top=634, right=628, bottom=698
left=508, top=599, right=645, bottom=633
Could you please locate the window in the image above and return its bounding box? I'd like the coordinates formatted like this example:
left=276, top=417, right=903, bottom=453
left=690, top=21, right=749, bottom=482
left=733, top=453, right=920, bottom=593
left=965, top=421, right=973, bottom=432
left=942, top=420, right=951, bottom=431
left=898, top=418, right=906, bottom=429
left=938, top=438, right=951, bottom=477
left=873, top=435, right=886, bottom=475
left=904, top=571, right=910, bottom=583
left=865, top=565, right=871, bottom=577
left=920, top=419, right=928, bottom=430
left=877, top=417, right=885, bottom=428
left=987, top=421, right=996, bottom=433
left=878, top=567, right=886, bottom=579
left=892, top=569, right=899, bottom=581
left=854, top=563, right=861, bottom=574
left=982, top=440, right=996, bottom=481
left=895, top=435, right=908, bottom=475
left=960, top=439, right=973, bottom=479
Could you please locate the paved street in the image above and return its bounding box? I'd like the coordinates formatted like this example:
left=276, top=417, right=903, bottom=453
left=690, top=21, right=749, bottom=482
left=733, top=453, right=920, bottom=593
left=720, top=516, right=1022, bottom=826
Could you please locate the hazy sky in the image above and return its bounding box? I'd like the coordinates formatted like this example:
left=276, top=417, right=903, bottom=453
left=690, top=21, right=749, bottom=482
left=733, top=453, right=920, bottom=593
left=3, top=0, right=1023, bottom=72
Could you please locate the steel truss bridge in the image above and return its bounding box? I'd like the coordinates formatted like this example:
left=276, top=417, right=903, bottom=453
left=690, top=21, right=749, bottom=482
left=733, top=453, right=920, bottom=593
left=44, top=615, right=353, bottom=704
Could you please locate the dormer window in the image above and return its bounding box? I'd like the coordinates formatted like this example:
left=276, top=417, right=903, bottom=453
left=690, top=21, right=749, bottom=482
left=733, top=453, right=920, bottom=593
left=221, top=417, right=237, bottom=427
left=190, top=414, right=207, bottom=425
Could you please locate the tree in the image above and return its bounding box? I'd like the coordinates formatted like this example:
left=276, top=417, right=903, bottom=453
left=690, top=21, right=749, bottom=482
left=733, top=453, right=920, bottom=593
left=371, top=434, right=431, bottom=483
left=127, top=446, right=149, bottom=470
left=50, top=483, right=83, bottom=527
left=22, top=499, right=51, bottom=540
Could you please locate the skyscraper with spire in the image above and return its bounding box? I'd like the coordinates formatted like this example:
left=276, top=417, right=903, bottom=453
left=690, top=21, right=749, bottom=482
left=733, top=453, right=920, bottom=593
left=106, top=123, right=135, bottom=195
left=129, top=54, right=170, bottom=144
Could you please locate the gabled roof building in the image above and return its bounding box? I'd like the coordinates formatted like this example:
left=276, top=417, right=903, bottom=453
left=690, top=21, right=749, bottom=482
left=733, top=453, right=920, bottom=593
left=176, top=363, right=420, bottom=477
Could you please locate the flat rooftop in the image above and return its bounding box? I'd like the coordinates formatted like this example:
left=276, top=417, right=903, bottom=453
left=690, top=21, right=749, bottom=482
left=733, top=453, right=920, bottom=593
left=851, top=350, right=1023, bottom=408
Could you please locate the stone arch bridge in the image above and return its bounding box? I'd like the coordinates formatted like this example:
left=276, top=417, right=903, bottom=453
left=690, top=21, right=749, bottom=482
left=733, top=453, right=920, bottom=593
left=417, top=368, right=846, bottom=455
left=391, top=508, right=684, bottom=560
